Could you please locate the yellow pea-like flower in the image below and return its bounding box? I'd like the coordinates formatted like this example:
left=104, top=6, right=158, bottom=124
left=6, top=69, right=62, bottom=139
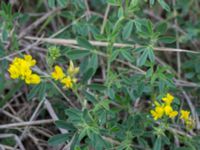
left=162, top=93, right=174, bottom=105
left=168, top=111, right=178, bottom=118
left=24, top=54, right=36, bottom=67
left=164, top=105, right=178, bottom=118
left=25, top=74, right=41, bottom=84
left=8, top=64, right=20, bottom=79
left=19, top=64, right=32, bottom=79
left=61, top=76, right=73, bottom=89
left=12, top=57, right=20, bottom=65
left=180, top=110, right=190, bottom=121
left=164, top=105, right=173, bottom=116
left=150, top=106, right=164, bottom=120
left=51, top=65, right=65, bottom=81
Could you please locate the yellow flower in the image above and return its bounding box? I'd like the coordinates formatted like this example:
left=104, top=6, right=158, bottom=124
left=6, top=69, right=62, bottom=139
left=51, top=62, right=79, bottom=89
left=163, top=105, right=178, bottom=118
left=25, top=74, right=41, bottom=84
left=67, top=60, right=79, bottom=76
left=61, top=76, right=73, bottom=88
left=19, top=63, right=32, bottom=79
left=12, top=57, right=20, bottom=65
left=24, top=55, right=36, bottom=67
left=180, top=110, right=190, bottom=121
left=150, top=106, right=164, bottom=120
left=8, top=64, right=20, bottom=79
left=168, top=111, right=178, bottom=118
left=51, top=65, right=65, bottom=81
left=162, top=93, right=174, bottom=105
left=8, top=55, right=41, bottom=85
left=164, top=105, right=173, bottom=116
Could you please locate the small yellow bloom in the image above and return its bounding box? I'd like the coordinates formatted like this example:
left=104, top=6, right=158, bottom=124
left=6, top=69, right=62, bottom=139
left=25, top=74, right=41, bottom=84
left=24, top=55, right=36, bottom=67
left=12, top=57, right=23, bottom=66
left=164, top=105, right=173, bottom=115
left=168, top=111, right=178, bottom=118
left=150, top=106, right=164, bottom=120
left=8, top=64, right=20, bottom=79
left=20, top=64, right=32, bottom=79
left=51, top=65, right=65, bottom=81
left=67, top=60, right=79, bottom=76
left=180, top=110, right=190, bottom=121
left=162, top=93, right=174, bottom=105
left=61, top=76, right=73, bottom=88
left=163, top=105, right=178, bottom=118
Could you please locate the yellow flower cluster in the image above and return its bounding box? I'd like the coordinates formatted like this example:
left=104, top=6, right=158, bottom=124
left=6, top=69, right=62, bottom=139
left=8, top=55, right=41, bottom=84
left=150, top=93, right=178, bottom=120
left=51, top=61, right=79, bottom=89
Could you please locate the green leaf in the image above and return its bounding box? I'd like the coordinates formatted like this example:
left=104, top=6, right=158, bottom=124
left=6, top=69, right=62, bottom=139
left=138, top=50, right=148, bottom=66
left=107, top=0, right=120, bottom=6
left=132, top=114, right=145, bottom=136
left=82, top=68, right=94, bottom=83
left=134, top=19, right=145, bottom=32
left=146, top=20, right=153, bottom=35
left=48, top=0, right=55, bottom=8
left=84, top=91, right=98, bottom=104
left=147, top=47, right=155, bottom=62
left=158, top=0, right=170, bottom=12
left=27, top=83, right=46, bottom=101
left=38, top=82, right=46, bottom=100
left=121, top=49, right=135, bottom=62
left=129, top=0, right=140, bottom=10
left=150, top=0, right=155, bottom=5
left=77, top=37, right=94, bottom=50
left=48, top=133, right=69, bottom=146
left=90, top=133, right=108, bottom=150
left=27, top=84, right=41, bottom=100
left=2, top=29, right=8, bottom=41
left=146, top=67, right=153, bottom=78
left=88, top=54, right=98, bottom=72
left=55, top=120, right=76, bottom=131
left=158, top=36, right=176, bottom=43
left=193, top=135, right=200, bottom=144
left=134, top=19, right=153, bottom=37
left=153, top=137, right=162, bottom=150
left=87, top=83, right=107, bottom=91
left=107, top=88, right=115, bottom=99
left=138, top=137, right=150, bottom=149
left=100, top=99, right=111, bottom=110
left=57, top=0, right=68, bottom=7
left=70, top=133, right=79, bottom=150
left=122, top=21, right=133, bottom=39
left=66, top=50, right=90, bottom=60
left=110, top=50, right=120, bottom=62
left=65, top=108, right=82, bottom=124
left=156, top=22, right=167, bottom=34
